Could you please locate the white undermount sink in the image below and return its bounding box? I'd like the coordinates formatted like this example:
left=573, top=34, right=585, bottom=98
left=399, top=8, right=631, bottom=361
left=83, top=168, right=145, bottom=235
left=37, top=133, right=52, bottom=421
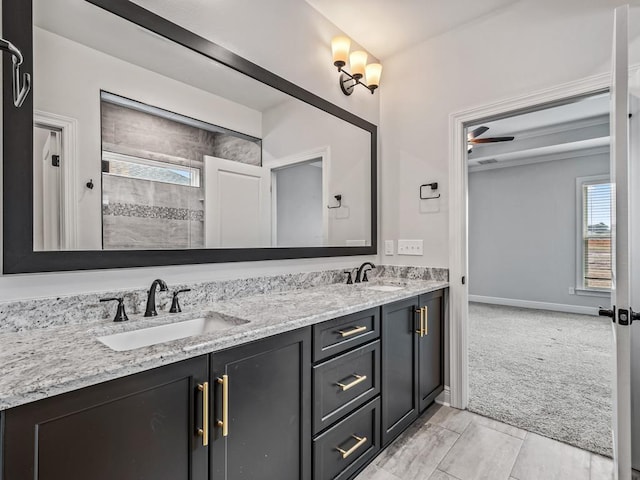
left=364, top=285, right=405, bottom=292
left=97, top=312, right=249, bottom=352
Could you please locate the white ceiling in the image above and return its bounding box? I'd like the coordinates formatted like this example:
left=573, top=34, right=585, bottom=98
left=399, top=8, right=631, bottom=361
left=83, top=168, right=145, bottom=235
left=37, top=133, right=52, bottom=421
left=304, top=0, right=520, bottom=60
left=467, top=93, right=611, bottom=170
left=469, top=93, right=611, bottom=136
left=35, top=0, right=288, bottom=112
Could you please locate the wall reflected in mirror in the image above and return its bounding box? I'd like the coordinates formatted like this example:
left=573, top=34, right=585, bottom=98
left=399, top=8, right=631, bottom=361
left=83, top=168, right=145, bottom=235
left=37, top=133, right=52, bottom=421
left=32, top=0, right=372, bottom=251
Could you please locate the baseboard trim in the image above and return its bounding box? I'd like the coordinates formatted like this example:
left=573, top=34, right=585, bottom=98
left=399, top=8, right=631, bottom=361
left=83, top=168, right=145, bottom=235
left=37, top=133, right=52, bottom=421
left=435, top=386, right=451, bottom=406
left=468, top=295, right=599, bottom=316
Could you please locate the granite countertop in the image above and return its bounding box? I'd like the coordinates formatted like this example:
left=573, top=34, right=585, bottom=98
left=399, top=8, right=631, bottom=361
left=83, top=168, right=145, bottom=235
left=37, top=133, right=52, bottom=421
left=0, top=278, right=448, bottom=411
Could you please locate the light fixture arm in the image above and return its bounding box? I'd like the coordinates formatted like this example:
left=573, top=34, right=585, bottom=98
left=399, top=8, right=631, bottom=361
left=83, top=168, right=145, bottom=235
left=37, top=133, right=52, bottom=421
left=337, top=67, right=376, bottom=96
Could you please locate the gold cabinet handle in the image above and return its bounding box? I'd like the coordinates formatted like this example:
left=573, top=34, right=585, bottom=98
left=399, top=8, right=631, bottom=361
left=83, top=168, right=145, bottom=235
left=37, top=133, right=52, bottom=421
left=336, top=435, right=368, bottom=459
left=337, top=325, right=367, bottom=337
left=423, top=306, right=428, bottom=336
left=336, top=374, right=367, bottom=391
left=216, top=375, right=229, bottom=437
left=197, top=382, right=209, bottom=446
left=415, top=307, right=424, bottom=336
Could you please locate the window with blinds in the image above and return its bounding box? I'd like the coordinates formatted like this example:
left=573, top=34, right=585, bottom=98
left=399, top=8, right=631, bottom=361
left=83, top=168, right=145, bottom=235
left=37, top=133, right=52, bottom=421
left=582, top=181, right=612, bottom=290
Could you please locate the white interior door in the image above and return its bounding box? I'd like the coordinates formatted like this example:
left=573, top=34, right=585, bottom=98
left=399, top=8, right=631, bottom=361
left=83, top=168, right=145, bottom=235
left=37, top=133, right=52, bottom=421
left=203, top=156, right=271, bottom=248
left=607, top=6, right=633, bottom=479
left=41, top=130, right=61, bottom=250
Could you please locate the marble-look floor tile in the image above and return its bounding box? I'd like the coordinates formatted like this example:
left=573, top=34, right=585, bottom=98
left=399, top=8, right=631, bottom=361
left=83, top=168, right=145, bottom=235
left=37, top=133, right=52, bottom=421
left=590, top=454, right=613, bottom=480
left=511, top=433, right=590, bottom=480
left=374, top=422, right=459, bottom=480
left=426, top=405, right=475, bottom=434
left=429, top=470, right=463, bottom=480
left=469, top=412, right=527, bottom=440
left=356, top=464, right=402, bottom=480
left=438, top=422, right=523, bottom=480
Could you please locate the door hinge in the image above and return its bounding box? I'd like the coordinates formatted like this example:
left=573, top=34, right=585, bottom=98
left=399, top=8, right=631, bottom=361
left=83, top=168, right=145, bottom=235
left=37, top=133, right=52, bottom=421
left=52, top=155, right=60, bottom=167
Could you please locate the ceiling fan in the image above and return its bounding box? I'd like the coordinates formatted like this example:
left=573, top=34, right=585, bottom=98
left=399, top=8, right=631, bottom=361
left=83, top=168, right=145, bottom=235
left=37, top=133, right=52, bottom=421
left=467, top=126, right=515, bottom=153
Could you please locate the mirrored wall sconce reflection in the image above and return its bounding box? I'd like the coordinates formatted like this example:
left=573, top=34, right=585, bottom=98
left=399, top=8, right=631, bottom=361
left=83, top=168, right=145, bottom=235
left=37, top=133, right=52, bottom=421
left=331, top=36, right=382, bottom=96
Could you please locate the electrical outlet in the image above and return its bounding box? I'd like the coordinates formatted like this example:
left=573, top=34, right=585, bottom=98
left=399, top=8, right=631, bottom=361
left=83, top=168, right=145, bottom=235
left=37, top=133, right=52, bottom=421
left=568, top=287, right=575, bottom=295
left=384, top=240, right=394, bottom=255
left=397, top=239, right=423, bottom=256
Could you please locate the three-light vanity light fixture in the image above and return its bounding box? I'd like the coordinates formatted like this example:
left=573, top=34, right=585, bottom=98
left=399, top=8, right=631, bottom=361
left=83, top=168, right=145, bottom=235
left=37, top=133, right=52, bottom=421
left=331, top=36, right=382, bottom=96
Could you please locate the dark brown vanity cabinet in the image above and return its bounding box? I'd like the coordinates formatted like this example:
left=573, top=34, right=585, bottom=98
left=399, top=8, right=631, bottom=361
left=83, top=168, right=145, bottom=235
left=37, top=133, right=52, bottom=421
left=381, top=291, right=445, bottom=446
left=1, top=356, right=210, bottom=480
left=312, top=308, right=382, bottom=480
left=0, top=290, right=445, bottom=480
left=209, top=328, right=312, bottom=480
left=418, top=290, right=445, bottom=412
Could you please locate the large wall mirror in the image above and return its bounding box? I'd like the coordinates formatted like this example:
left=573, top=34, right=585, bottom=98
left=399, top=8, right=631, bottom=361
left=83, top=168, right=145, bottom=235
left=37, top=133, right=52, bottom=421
left=3, top=0, right=377, bottom=273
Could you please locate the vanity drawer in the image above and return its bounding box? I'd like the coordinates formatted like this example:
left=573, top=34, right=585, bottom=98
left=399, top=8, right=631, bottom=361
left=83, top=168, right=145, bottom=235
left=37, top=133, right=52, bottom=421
left=313, top=307, right=380, bottom=361
left=313, top=397, right=380, bottom=480
left=313, top=340, right=380, bottom=434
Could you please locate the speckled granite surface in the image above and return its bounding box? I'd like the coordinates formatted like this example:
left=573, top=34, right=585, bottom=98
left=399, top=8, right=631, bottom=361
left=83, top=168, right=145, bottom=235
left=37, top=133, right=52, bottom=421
left=0, top=266, right=448, bottom=333
left=0, top=276, right=447, bottom=411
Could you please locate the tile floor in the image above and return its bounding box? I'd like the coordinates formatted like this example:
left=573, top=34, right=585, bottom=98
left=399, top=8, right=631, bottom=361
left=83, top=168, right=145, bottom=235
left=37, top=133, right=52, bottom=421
left=355, top=404, right=619, bottom=480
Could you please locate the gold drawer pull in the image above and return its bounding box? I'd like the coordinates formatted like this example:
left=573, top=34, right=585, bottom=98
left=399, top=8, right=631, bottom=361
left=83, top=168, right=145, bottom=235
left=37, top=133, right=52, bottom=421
left=338, top=325, right=367, bottom=337
left=414, top=307, right=424, bottom=337
left=197, top=382, right=209, bottom=446
left=216, top=375, right=229, bottom=437
left=336, top=374, right=367, bottom=391
left=424, top=306, right=428, bottom=336
left=336, top=435, right=368, bottom=459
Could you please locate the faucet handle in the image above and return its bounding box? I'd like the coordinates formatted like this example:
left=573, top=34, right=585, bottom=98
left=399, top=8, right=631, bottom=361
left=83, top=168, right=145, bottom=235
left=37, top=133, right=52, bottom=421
left=362, top=268, right=372, bottom=282
left=170, top=289, right=191, bottom=313
left=343, top=271, right=354, bottom=284
left=100, top=297, right=129, bottom=322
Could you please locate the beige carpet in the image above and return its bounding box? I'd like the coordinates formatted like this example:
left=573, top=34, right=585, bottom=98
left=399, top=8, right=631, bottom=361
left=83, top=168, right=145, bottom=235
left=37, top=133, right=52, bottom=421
left=468, top=302, right=613, bottom=456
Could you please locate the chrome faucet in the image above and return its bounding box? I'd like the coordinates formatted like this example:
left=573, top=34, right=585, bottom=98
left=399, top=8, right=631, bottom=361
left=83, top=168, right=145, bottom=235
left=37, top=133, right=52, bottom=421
left=144, top=279, right=168, bottom=317
left=355, top=262, right=376, bottom=283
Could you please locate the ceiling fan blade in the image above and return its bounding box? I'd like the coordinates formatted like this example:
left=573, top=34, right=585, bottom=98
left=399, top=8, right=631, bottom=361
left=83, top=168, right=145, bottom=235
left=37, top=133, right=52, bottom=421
left=468, top=126, right=489, bottom=139
left=469, top=136, right=515, bottom=144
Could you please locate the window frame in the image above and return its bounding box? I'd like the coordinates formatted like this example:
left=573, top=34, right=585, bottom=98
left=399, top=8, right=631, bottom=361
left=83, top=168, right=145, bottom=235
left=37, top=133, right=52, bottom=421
left=575, top=174, right=612, bottom=296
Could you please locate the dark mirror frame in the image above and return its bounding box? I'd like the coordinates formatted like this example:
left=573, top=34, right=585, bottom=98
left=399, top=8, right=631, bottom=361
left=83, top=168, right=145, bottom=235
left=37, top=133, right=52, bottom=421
left=2, top=0, right=377, bottom=274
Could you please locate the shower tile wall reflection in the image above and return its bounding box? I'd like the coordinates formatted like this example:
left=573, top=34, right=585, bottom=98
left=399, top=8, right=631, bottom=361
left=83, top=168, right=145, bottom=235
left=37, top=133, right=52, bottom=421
left=100, top=95, right=261, bottom=249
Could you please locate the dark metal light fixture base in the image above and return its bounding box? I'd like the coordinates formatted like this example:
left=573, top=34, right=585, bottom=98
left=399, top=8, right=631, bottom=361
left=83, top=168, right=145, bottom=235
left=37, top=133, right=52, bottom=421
left=339, top=73, right=356, bottom=96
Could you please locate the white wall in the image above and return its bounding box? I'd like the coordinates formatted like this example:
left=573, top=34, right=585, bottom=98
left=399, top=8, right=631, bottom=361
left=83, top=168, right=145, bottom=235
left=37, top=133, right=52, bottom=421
left=0, top=1, right=379, bottom=301
left=34, top=27, right=262, bottom=250
left=468, top=154, right=610, bottom=310
left=262, top=98, right=371, bottom=246
left=379, top=1, right=640, bottom=269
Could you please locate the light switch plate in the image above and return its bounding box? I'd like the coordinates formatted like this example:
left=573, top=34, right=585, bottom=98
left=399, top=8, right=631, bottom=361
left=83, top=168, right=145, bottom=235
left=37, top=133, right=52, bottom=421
left=398, top=239, right=423, bottom=256
left=384, top=240, right=394, bottom=255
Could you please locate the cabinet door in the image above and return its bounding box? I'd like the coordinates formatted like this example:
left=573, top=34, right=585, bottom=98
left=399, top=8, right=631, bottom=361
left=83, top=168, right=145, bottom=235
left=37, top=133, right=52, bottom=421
left=2, top=356, right=209, bottom=480
left=210, top=327, right=311, bottom=480
left=418, top=289, right=445, bottom=412
left=381, top=297, right=419, bottom=446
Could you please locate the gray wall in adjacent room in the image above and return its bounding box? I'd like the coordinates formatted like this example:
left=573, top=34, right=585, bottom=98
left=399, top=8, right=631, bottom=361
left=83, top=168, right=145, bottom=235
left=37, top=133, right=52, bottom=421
left=275, top=161, right=323, bottom=247
left=468, top=152, right=610, bottom=309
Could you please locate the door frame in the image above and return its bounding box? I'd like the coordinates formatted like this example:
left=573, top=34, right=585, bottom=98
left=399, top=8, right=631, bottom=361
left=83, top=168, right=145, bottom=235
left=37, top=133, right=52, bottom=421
left=447, top=69, right=639, bottom=410
left=34, top=110, right=78, bottom=250
left=267, top=146, right=331, bottom=247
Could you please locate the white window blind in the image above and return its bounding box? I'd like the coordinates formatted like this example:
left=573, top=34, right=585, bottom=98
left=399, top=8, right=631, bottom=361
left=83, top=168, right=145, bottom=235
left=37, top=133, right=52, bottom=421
left=582, top=181, right=612, bottom=290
